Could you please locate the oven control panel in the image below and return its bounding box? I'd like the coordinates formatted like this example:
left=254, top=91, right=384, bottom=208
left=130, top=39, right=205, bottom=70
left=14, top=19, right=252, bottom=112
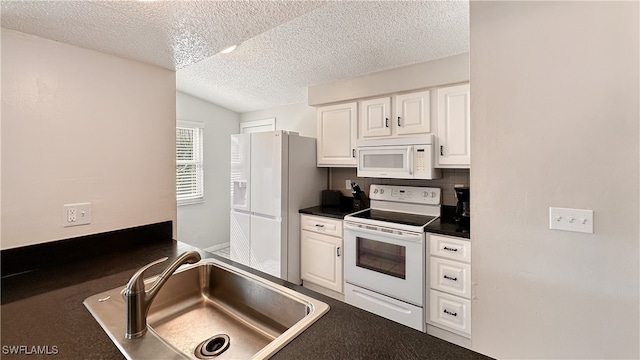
left=369, top=184, right=441, bottom=205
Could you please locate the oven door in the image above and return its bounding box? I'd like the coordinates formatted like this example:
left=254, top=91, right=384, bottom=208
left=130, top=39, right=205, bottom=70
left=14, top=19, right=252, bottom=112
left=343, top=221, right=424, bottom=306
left=356, top=145, right=414, bottom=179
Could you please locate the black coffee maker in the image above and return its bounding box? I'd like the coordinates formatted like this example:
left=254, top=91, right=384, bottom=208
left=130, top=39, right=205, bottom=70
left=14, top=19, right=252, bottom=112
left=454, top=187, right=470, bottom=221
left=351, top=182, right=369, bottom=210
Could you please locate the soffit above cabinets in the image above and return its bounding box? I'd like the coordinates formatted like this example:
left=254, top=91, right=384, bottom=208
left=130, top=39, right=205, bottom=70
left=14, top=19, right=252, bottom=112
left=1, top=1, right=469, bottom=113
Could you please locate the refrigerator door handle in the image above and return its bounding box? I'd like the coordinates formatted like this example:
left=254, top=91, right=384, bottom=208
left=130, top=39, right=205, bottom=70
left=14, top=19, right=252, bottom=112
left=230, top=208, right=252, bottom=215
left=249, top=212, right=282, bottom=221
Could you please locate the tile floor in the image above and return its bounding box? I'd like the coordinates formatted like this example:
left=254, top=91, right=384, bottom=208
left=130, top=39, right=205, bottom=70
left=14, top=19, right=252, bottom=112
left=211, top=246, right=230, bottom=259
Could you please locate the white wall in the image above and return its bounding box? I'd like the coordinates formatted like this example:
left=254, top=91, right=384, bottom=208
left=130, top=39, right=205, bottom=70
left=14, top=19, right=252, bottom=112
left=176, top=91, right=239, bottom=250
left=470, top=2, right=639, bottom=359
left=1, top=28, right=3, bottom=246
left=240, top=102, right=316, bottom=138
left=1, top=29, right=177, bottom=249
left=308, top=53, right=469, bottom=106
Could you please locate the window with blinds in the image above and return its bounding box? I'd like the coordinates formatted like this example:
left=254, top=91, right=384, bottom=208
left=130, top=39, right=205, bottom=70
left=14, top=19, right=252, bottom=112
left=176, top=121, right=204, bottom=205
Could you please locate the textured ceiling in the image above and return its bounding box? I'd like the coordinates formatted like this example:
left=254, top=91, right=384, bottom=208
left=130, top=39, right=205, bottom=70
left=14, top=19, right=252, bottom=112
left=1, top=1, right=469, bottom=113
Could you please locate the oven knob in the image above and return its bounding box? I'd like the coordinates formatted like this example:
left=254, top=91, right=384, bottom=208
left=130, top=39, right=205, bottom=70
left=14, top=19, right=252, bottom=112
left=380, top=189, right=384, bottom=194
left=431, top=192, right=436, bottom=198
left=373, top=188, right=378, bottom=194
left=423, top=191, right=428, bottom=197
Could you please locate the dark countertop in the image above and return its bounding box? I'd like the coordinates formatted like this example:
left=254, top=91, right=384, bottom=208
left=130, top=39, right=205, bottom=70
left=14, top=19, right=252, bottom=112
left=425, top=206, right=471, bottom=239
left=300, top=205, right=471, bottom=239
left=425, top=217, right=471, bottom=239
left=425, top=205, right=471, bottom=239
left=299, top=205, right=359, bottom=220
left=1, top=237, right=488, bottom=359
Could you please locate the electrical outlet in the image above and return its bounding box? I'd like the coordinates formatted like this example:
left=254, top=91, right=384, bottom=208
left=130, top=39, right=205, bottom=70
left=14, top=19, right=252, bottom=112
left=63, top=203, right=92, bottom=227
left=68, top=208, right=77, bottom=222
left=549, top=207, right=593, bottom=234
left=346, top=180, right=351, bottom=190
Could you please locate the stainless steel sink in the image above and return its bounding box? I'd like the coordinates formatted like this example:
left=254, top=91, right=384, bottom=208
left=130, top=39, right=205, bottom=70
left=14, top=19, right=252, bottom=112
left=84, top=258, right=329, bottom=359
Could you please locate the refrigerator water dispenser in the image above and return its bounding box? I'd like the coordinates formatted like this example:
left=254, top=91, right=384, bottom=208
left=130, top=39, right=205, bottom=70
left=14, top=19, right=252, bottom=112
left=233, top=180, right=248, bottom=207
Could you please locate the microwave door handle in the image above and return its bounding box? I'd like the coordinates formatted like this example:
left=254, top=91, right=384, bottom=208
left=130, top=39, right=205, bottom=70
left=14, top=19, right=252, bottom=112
left=407, top=146, right=413, bottom=175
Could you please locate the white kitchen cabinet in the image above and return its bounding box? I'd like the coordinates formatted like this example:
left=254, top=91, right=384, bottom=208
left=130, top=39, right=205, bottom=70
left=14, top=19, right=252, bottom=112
left=394, top=90, right=431, bottom=136
left=300, top=214, right=343, bottom=294
left=429, top=289, right=471, bottom=335
left=301, top=214, right=343, bottom=237
left=360, top=97, right=392, bottom=138
left=436, top=83, right=470, bottom=168
left=316, top=102, right=358, bottom=167
left=359, top=91, right=431, bottom=140
left=430, top=234, right=471, bottom=263
left=427, top=233, right=472, bottom=338
left=430, top=257, right=471, bottom=299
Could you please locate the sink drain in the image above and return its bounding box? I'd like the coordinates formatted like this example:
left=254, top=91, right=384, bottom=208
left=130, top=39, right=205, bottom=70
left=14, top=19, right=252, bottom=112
left=195, top=334, right=230, bottom=358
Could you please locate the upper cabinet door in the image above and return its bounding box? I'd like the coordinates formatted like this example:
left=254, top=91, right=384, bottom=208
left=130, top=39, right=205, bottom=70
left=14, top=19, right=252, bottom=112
left=437, top=83, right=470, bottom=168
left=394, top=90, right=431, bottom=136
left=317, top=102, right=358, bottom=167
left=359, top=97, right=391, bottom=138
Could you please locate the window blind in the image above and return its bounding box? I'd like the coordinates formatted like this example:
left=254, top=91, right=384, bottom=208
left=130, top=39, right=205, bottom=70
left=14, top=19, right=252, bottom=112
left=176, top=121, right=204, bottom=204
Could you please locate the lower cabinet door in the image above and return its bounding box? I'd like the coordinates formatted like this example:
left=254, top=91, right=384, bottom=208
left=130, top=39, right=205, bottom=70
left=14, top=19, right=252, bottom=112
left=301, top=230, right=343, bottom=293
left=429, top=290, right=471, bottom=335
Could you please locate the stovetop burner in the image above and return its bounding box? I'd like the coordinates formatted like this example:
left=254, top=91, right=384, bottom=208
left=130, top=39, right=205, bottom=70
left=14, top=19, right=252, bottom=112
left=350, top=209, right=437, bottom=228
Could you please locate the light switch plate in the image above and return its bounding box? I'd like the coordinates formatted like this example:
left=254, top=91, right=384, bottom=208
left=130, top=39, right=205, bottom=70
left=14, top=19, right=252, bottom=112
left=549, top=207, right=593, bottom=234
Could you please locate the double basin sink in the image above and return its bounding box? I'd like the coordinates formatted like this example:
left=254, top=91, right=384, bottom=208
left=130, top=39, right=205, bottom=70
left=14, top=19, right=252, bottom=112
left=84, top=257, right=329, bottom=359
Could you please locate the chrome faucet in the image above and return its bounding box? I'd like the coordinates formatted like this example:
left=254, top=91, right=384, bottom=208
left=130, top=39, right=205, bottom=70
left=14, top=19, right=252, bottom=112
left=123, top=250, right=201, bottom=339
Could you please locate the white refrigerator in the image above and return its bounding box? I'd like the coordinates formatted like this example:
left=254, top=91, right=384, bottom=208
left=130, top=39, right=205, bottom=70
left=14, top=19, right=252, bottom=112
left=230, top=130, right=327, bottom=284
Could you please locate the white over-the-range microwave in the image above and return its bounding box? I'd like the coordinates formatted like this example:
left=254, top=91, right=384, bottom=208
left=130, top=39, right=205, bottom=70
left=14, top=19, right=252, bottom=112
left=356, top=135, right=442, bottom=180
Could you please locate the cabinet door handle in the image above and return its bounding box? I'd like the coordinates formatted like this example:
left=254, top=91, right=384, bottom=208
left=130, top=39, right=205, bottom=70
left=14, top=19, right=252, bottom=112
left=397, top=116, right=401, bottom=126
left=315, top=224, right=325, bottom=228
left=443, top=246, right=458, bottom=252
left=352, top=149, right=356, bottom=158
left=440, top=145, right=444, bottom=156
left=443, top=275, right=458, bottom=282
left=443, top=309, right=458, bottom=317
left=336, top=247, right=341, bottom=257
left=385, top=118, right=389, bottom=128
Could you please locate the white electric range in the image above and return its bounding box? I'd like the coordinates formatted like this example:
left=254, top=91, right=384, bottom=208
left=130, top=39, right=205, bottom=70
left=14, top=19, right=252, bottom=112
left=343, top=184, right=441, bottom=331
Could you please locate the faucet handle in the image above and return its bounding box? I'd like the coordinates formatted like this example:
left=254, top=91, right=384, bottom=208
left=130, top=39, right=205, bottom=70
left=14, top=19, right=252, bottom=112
left=123, top=257, right=169, bottom=295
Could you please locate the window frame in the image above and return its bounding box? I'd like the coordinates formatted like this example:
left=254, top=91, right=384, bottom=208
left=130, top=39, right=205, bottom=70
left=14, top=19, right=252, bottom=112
left=176, top=120, right=205, bottom=206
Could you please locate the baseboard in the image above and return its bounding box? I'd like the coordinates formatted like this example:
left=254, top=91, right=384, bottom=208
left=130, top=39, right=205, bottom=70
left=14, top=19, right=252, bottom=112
left=426, top=324, right=471, bottom=349
left=302, top=281, right=345, bottom=302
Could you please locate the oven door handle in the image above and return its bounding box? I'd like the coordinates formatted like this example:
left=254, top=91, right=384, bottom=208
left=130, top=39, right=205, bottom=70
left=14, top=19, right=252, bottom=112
left=344, top=223, right=424, bottom=243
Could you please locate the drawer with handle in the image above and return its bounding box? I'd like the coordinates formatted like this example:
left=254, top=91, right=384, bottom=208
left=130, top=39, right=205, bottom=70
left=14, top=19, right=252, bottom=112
left=430, top=257, right=471, bottom=298
left=429, top=290, right=471, bottom=335
left=429, top=234, right=471, bottom=263
left=301, top=214, right=343, bottom=237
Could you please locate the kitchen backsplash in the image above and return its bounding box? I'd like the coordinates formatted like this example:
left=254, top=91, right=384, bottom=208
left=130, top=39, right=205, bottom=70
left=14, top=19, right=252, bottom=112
left=330, top=168, right=470, bottom=206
